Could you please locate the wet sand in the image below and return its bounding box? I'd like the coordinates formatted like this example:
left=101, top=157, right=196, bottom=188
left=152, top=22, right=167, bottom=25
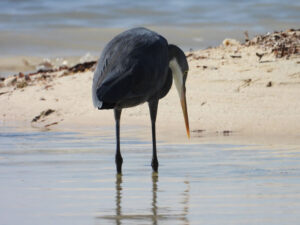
left=1, top=126, right=300, bottom=225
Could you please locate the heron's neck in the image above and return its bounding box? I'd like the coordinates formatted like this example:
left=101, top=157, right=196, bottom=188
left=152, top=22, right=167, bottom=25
left=169, top=58, right=183, bottom=97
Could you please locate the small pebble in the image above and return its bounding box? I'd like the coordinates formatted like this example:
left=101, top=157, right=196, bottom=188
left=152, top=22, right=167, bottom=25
left=266, top=81, right=272, bottom=87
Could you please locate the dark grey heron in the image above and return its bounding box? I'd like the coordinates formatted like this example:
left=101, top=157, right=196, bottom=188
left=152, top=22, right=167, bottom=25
left=92, top=27, right=189, bottom=174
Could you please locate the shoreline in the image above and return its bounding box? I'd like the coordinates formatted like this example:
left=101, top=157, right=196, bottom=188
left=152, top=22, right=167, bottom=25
left=1, top=29, right=300, bottom=144
left=2, top=25, right=300, bottom=77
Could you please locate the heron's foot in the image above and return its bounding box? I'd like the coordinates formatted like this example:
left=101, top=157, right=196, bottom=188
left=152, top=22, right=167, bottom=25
left=151, top=158, right=159, bottom=172
left=115, top=155, right=123, bottom=174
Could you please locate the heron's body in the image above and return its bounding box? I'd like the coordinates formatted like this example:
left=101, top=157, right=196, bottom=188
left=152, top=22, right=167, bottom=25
left=92, top=27, right=189, bottom=173
left=93, top=28, right=172, bottom=109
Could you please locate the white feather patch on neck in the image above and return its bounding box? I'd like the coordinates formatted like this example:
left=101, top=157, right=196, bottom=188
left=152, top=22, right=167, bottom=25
left=169, top=58, right=183, bottom=98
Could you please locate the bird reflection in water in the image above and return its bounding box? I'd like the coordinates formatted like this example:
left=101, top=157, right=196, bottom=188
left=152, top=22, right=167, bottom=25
left=115, top=174, right=122, bottom=225
left=182, top=179, right=190, bottom=225
left=152, top=173, right=158, bottom=225
left=98, top=173, right=190, bottom=225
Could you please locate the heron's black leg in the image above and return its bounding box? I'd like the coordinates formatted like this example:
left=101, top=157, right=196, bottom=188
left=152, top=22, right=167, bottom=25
left=114, top=108, right=123, bottom=174
left=148, top=100, right=159, bottom=172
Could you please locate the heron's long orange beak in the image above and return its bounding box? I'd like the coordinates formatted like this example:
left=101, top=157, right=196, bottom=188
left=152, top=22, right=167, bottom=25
left=180, top=91, right=190, bottom=139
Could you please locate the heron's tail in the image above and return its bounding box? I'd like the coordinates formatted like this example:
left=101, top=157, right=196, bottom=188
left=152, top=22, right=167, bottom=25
left=92, top=62, right=116, bottom=110
left=93, top=87, right=116, bottom=109
left=92, top=86, right=103, bottom=109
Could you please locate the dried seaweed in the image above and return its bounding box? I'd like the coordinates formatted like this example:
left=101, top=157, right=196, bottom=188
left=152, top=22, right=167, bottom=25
left=1, top=60, right=98, bottom=90
left=27, top=60, right=97, bottom=77
left=244, top=29, right=300, bottom=58
left=61, top=61, right=97, bottom=76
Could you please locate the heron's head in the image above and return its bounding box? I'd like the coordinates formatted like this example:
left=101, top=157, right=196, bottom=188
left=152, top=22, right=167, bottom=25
left=168, top=44, right=190, bottom=138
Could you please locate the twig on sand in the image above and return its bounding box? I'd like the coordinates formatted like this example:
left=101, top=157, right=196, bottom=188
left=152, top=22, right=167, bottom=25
left=32, top=109, right=55, bottom=123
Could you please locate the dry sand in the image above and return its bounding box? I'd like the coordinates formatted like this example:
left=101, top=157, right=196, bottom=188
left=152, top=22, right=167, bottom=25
left=1, top=30, right=300, bottom=142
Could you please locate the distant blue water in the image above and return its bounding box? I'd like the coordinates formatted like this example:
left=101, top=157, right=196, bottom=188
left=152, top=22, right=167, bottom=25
left=0, top=0, right=299, bottom=30
left=0, top=0, right=299, bottom=59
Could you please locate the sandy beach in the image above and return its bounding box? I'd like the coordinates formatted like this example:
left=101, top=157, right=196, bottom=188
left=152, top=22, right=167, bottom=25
left=1, top=29, right=299, bottom=141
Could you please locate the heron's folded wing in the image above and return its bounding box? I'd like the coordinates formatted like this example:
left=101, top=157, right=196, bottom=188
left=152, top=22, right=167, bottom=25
left=93, top=28, right=169, bottom=104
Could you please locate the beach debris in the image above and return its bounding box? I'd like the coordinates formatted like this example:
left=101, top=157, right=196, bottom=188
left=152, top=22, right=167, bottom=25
left=186, top=52, right=207, bottom=61
left=0, top=77, right=4, bottom=88
left=68, top=61, right=96, bottom=73
left=192, top=129, right=205, bottom=133
left=193, top=55, right=207, bottom=60
left=236, top=78, right=252, bottom=92
left=24, top=74, right=31, bottom=81
left=16, top=80, right=28, bottom=89
left=256, top=52, right=265, bottom=61
left=40, top=97, right=46, bottom=101
left=0, top=91, right=9, bottom=96
left=4, top=76, right=17, bottom=87
left=196, top=65, right=216, bottom=70
left=215, top=130, right=233, bottom=136
left=44, top=84, right=53, bottom=90
left=245, top=29, right=300, bottom=58
left=223, top=38, right=240, bottom=47
left=186, top=53, right=193, bottom=58
left=244, top=78, right=252, bottom=84
left=45, top=122, right=58, bottom=128
left=36, top=74, right=51, bottom=82
left=230, top=55, right=242, bottom=58
left=60, top=61, right=97, bottom=77
left=244, top=31, right=249, bottom=42
left=19, top=60, right=96, bottom=80
left=32, top=109, right=55, bottom=122
left=18, top=72, right=24, bottom=78
left=266, top=81, right=272, bottom=87
left=222, top=130, right=233, bottom=136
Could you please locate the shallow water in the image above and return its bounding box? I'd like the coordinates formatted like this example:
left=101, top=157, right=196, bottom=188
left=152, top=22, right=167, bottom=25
left=0, top=0, right=299, bottom=58
left=1, top=0, right=299, bottom=30
left=1, top=126, right=300, bottom=225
